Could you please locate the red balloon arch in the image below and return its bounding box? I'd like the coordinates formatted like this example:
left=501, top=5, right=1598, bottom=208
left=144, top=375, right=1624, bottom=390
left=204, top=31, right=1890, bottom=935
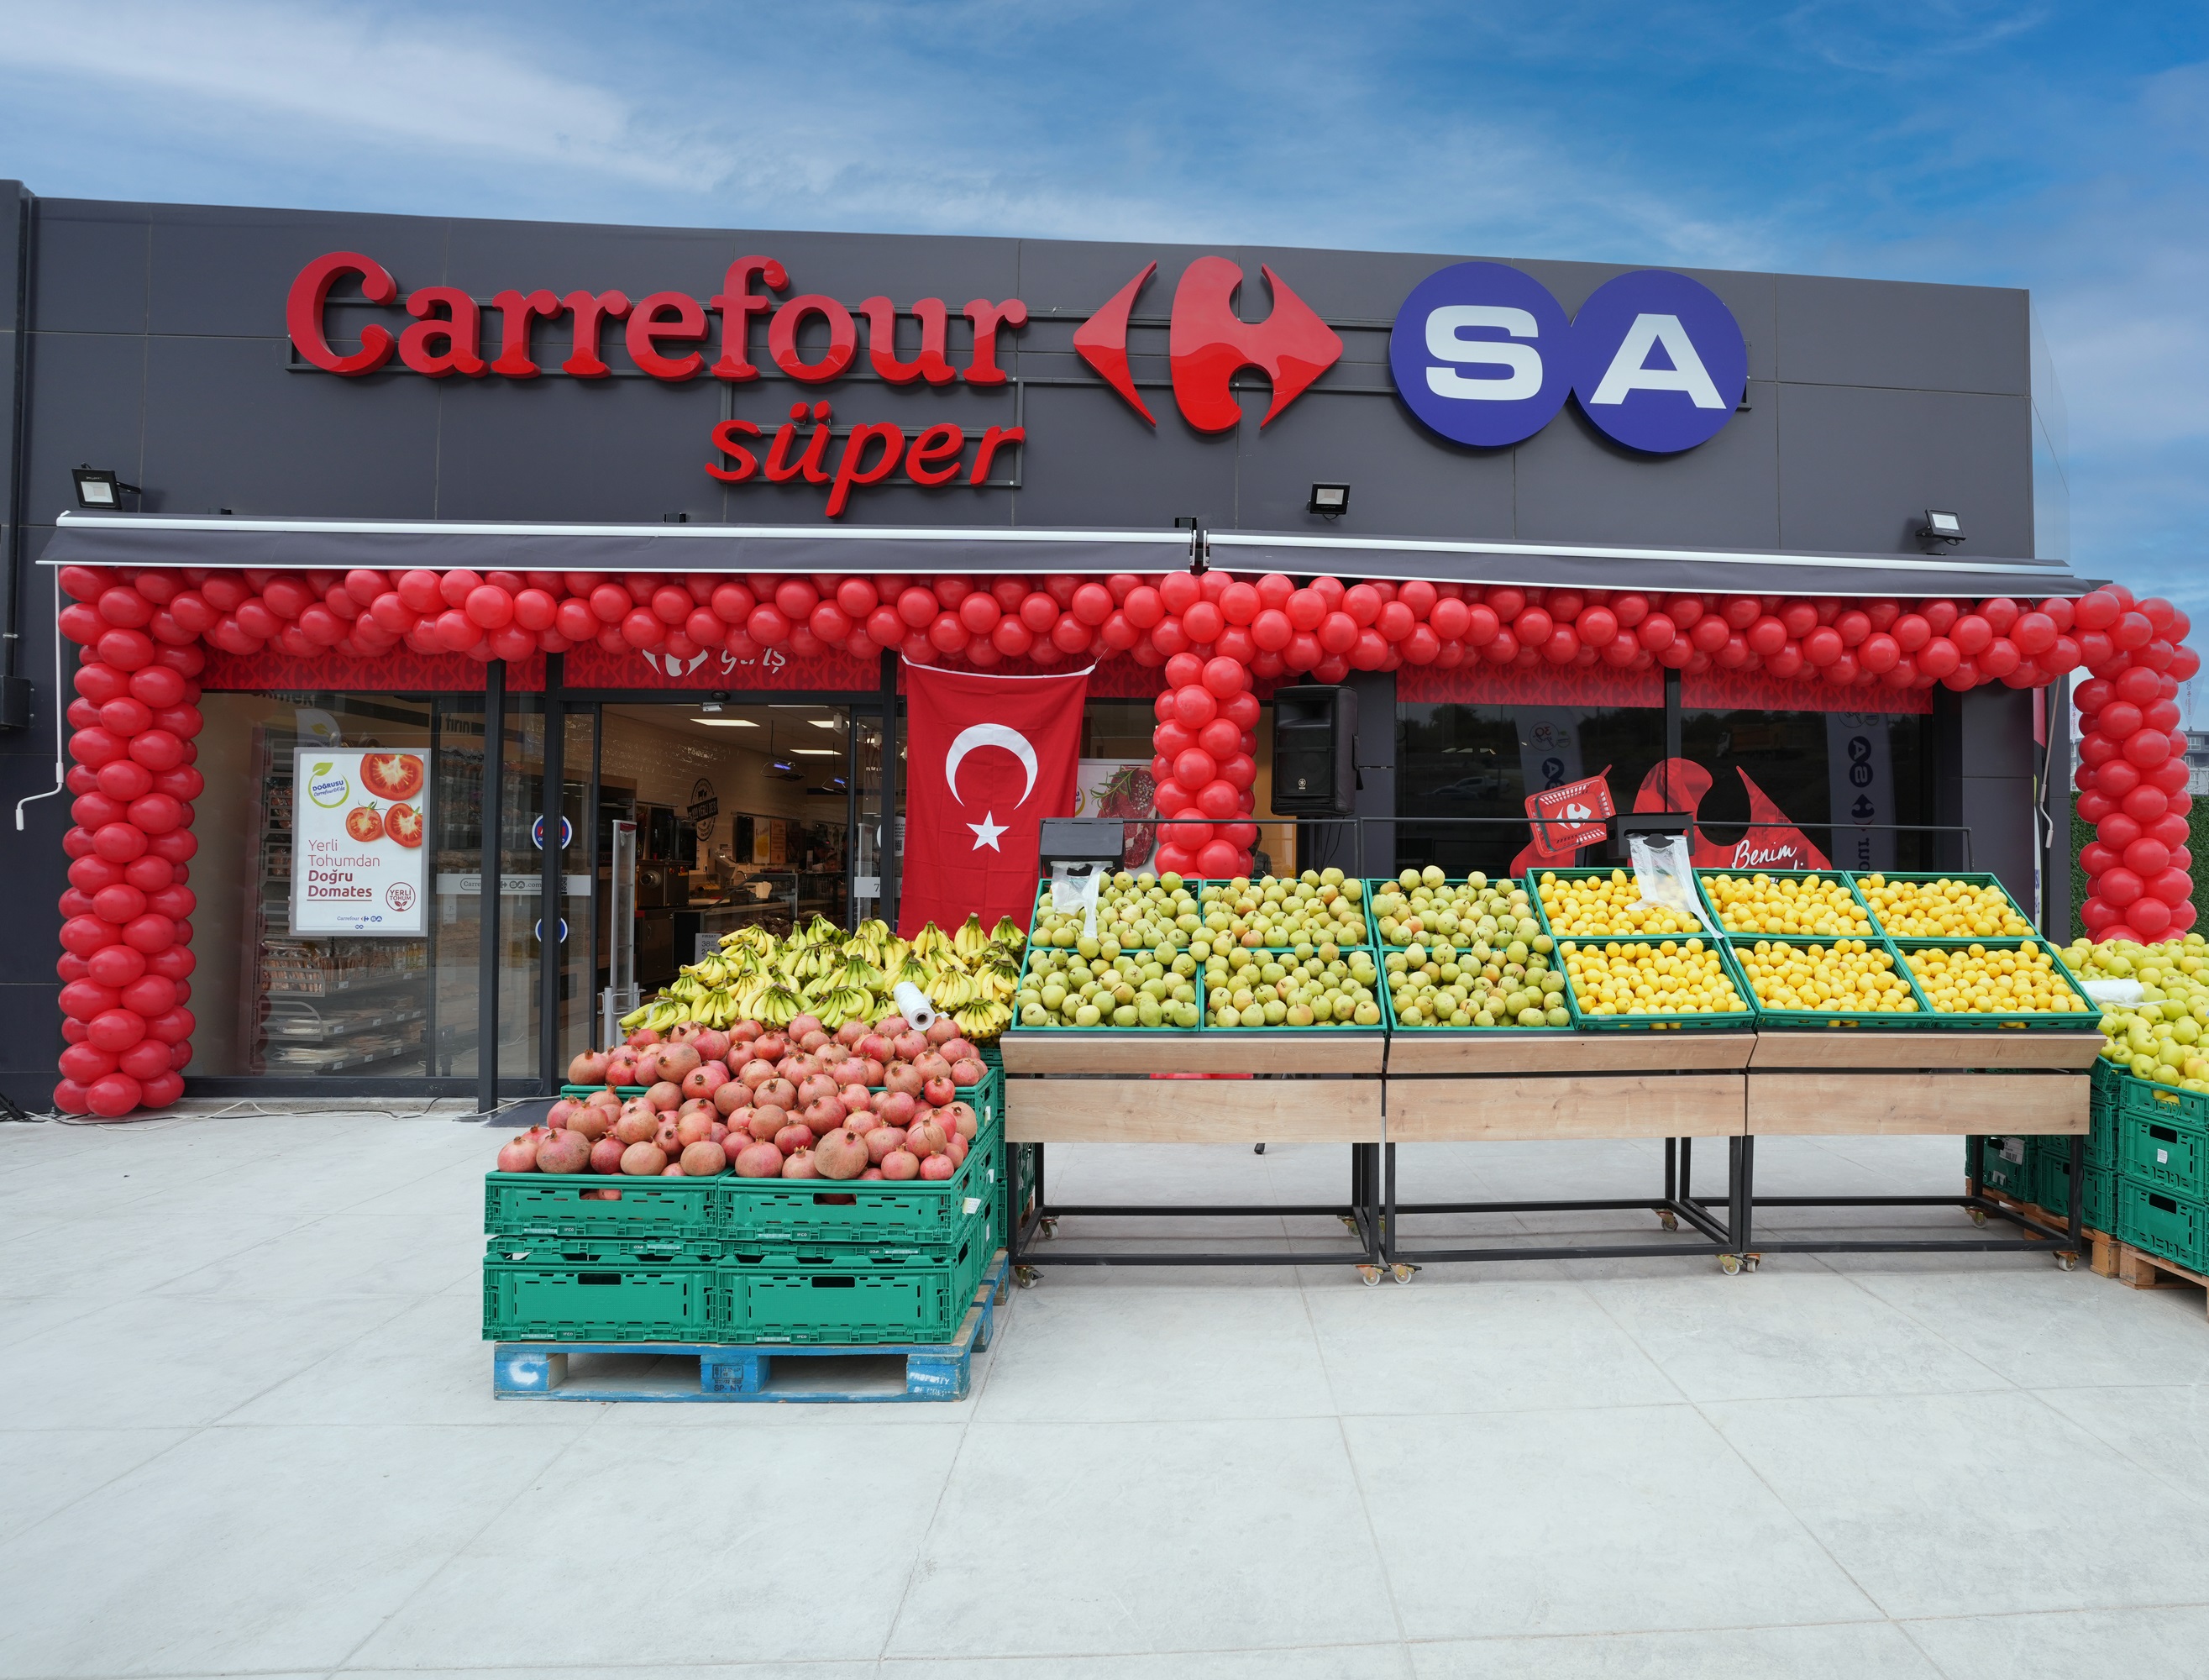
left=47, top=561, right=2199, bottom=1116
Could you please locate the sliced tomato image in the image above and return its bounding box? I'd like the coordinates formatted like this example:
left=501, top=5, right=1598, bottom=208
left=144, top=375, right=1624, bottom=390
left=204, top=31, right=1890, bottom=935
left=344, top=804, right=384, bottom=843
left=360, top=752, right=425, bottom=801
left=383, top=802, right=424, bottom=848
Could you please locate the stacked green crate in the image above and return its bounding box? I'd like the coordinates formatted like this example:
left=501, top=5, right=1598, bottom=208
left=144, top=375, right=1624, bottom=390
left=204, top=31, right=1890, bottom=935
left=2114, top=1079, right=2209, bottom=1272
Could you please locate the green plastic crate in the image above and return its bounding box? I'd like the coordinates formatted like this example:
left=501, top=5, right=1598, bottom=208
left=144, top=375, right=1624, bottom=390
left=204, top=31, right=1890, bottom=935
left=2033, top=1137, right=2084, bottom=1216
left=2116, top=1176, right=2207, bottom=1273
left=483, top=1243, right=723, bottom=1342
left=719, top=1119, right=1002, bottom=1247
left=717, top=1207, right=997, bottom=1345
left=485, top=1172, right=721, bottom=1240
left=1011, top=926, right=1201, bottom=1032
left=1378, top=947, right=1571, bottom=1032
left=1693, top=868, right=1881, bottom=942
left=2118, top=1075, right=2209, bottom=1134
left=1200, top=949, right=1385, bottom=1033
left=2118, top=1110, right=2209, bottom=1198
left=1892, top=939, right=2097, bottom=1032
left=1363, top=874, right=1547, bottom=953
left=560, top=1084, right=648, bottom=1099
left=2085, top=1165, right=2116, bottom=1234
left=1847, top=870, right=2040, bottom=943
left=1723, top=932, right=1937, bottom=1031
left=1980, top=1134, right=2033, bottom=1200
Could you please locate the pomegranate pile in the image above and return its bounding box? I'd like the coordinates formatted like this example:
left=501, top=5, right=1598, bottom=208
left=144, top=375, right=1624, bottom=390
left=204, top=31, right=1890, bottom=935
left=494, top=1012, right=988, bottom=1182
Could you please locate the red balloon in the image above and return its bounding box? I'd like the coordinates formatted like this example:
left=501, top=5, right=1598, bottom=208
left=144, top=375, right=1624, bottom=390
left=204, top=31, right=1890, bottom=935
left=60, top=914, right=119, bottom=955
left=2113, top=612, right=2154, bottom=651
left=1215, top=580, right=1259, bottom=626
left=85, top=943, right=145, bottom=986
left=1802, top=627, right=1844, bottom=667
left=1167, top=820, right=1216, bottom=848
left=2149, top=811, right=2191, bottom=849
left=127, top=729, right=184, bottom=772
left=2128, top=896, right=2177, bottom=939
left=1949, top=615, right=1991, bottom=657
left=1218, top=753, right=1257, bottom=790
left=118, top=1038, right=175, bottom=1081
left=1856, top=633, right=1901, bottom=675
left=2122, top=785, right=2172, bottom=824
left=2080, top=895, right=2119, bottom=933
left=1173, top=748, right=1219, bottom=789
left=1202, top=656, right=1246, bottom=697
left=1249, top=607, right=1293, bottom=652
left=146, top=1005, right=195, bottom=1043
left=1173, top=685, right=1218, bottom=729
left=1197, top=717, right=1241, bottom=759
left=85, top=1007, right=147, bottom=1053
left=2149, top=867, right=2194, bottom=906
left=1194, top=779, right=1241, bottom=820
left=59, top=1043, right=118, bottom=1084
left=2075, top=789, right=2118, bottom=825
left=1918, top=638, right=1960, bottom=680
left=1315, top=612, right=1359, bottom=655
left=126, top=793, right=184, bottom=834
left=2012, top=612, right=2057, bottom=656
left=1183, top=601, right=1224, bottom=645
left=2125, top=837, right=2174, bottom=878
left=2100, top=866, right=2145, bottom=907
left=2098, top=811, right=2143, bottom=851
left=2124, top=728, right=2174, bottom=768
left=59, top=979, right=121, bottom=1021
left=90, top=822, right=149, bottom=863
left=121, top=913, right=176, bottom=953
left=2096, top=759, right=2143, bottom=800
left=2079, top=842, right=2121, bottom=877
left=1153, top=720, right=1197, bottom=759
left=1154, top=843, right=1199, bottom=877
left=1195, top=839, right=1246, bottom=879
left=79, top=1072, right=140, bottom=1118
left=1637, top=614, right=1676, bottom=653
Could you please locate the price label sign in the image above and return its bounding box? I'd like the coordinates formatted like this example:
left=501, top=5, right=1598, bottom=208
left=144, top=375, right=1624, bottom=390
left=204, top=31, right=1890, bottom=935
left=291, top=748, right=432, bottom=936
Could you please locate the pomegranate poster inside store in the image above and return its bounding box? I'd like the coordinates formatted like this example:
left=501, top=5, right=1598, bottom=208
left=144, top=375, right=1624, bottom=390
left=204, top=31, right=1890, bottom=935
left=1073, top=760, right=1159, bottom=869
left=291, top=749, right=430, bottom=935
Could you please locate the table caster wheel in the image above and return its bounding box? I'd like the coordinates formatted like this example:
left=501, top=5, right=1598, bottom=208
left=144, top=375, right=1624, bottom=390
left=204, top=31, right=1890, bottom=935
left=1968, top=1207, right=1989, bottom=1227
left=1015, top=1266, right=1041, bottom=1289
left=1658, top=1210, right=1679, bottom=1232
left=1358, top=1264, right=1383, bottom=1287
left=1391, top=1263, right=1419, bottom=1284
left=2056, top=1252, right=2079, bottom=1272
left=1039, top=1217, right=1059, bottom=1241
left=1743, top=1254, right=1760, bottom=1273
left=1718, top=1253, right=1743, bottom=1276
left=1341, top=1215, right=1360, bottom=1234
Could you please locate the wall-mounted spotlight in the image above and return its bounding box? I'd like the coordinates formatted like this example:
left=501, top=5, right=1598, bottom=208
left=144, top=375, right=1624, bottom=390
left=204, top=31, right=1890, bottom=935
left=1918, top=508, right=1965, bottom=551
left=1308, top=482, right=1351, bottom=518
left=71, top=465, right=143, bottom=509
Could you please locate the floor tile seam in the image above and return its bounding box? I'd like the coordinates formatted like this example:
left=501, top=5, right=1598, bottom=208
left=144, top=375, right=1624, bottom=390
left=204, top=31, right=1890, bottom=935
left=1573, top=1284, right=1895, bottom=1620
left=956, top=1397, right=1712, bottom=1428
left=0, top=1420, right=209, bottom=1552
left=871, top=1400, right=985, bottom=1664
left=325, top=1425, right=601, bottom=1675
left=1891, top=1615, right=1968, bottom=1680
left=1776, top=1265, right=2028, bottom=1393
left=1330, top=1414, right=1414, bottom=1645
left=2010, top=1385, right=2209, bottom=1515
left=1563, top=1269, right=1699, bottom=1408
left=197, top=1293, right=434, bottom=1429
left=1891, top=1599, right=2209, bottom=1627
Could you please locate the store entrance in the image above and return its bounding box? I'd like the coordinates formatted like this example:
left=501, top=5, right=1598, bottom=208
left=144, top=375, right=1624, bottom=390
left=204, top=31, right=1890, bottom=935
left=558, top=698, right=890, bottom=1066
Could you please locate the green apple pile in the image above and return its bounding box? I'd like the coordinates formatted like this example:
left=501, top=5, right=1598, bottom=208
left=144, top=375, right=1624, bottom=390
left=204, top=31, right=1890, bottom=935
left=1199, top=870, right=1369, bottom=949
left=2063, top=932, right=2209, bottom=1090
left=1016, top=939, right=1201, bottom=1029
left=1031, top=872, right=1202, bottom=953
left=1386, top=938, right=1569, bottom=1027
left=1372, top=869, right=1544, bottom=948
left=1202, top=941, right=1382, bottom=1026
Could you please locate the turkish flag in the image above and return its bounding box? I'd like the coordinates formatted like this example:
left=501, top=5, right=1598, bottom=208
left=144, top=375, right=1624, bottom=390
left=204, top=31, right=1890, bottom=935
left=900, top=661, right=1094, bottom=937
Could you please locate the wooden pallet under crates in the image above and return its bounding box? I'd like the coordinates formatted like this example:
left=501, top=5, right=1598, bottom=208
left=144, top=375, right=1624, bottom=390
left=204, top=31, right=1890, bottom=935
left=2114, top=1243, right=2209, bottom=1320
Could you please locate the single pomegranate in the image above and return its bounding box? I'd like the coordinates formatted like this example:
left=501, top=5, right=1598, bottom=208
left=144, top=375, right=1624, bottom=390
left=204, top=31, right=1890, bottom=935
left=734, top=1139, right=783, bottom=1177
left=675, top=1110, right=716, bottom=1148
left=906, top=1119, right=947, bottom=1158
left=880, top=1149, right=920, bottom=1180
left=922, top=1074, right=956, bottom=1106
left=925, top=1016, right=959, bottom=1047
left=536, top=1131, right=591, bottom=1174
left=588, top=1136, right=627, bottom=1173
left=944, top=1101, right=979, bottom=1141
left=626, top=1026, right=660, bottom=1050
left=913, top=1050, right=952, bottom=1084
left=781, top=1148, right=820, bottom=1179
left=546, top=1098, right=578, bottom=1130
left=885, top=1063, right=924, bottom=1097
left=605, top=1054, right=638, bottom=1086
left=796, top=1072, right=839, bottom=1110
left=738, top=1058, right=776, bottom=1089
left=634, top=1048, right=663, bottom=1085
left=564, top=1105, right=613, bottom=1142
left=669, top=1020, right=703, bottom=1043
left=892, top=1029, right=926, bottom=1061
left=873, top=1089, right=917, bottom=1126
left=652, top=1119, right=681, bottom=1158
left=858, top=1032, right=892, bottom=1063
left=681, top=1063, right=727, bottom=1100
left=567, top=1050, right=611, bottom=1084
left=919, top=1153, right=955, bottom=1181
left=942, top=1036, right=979, bottom=1063
left=839, top=1082, right=873, bottom=1116
left=614, top=1106, right=659, bottom=1146
left=496, top=1135, right=538, bottom=1173
left=692, top=1027, right=731, bottom=1062
left=679, top=1139, right=728, bottom=1176
left=662, top=1163, right=685, bottom=1176
left=865, top=1126, right=906, bottom=1164
left=856, top=1056, right=885, bottom=1087
left=730, top=1020, right=763, bottom=1043
left=713, top=1082, right=750, bottom=1116
left=774, top=1122, right=813, bottom=1157
left=620, top=1141, right=668, bottom=1175
left=753, top=1032, right=789, bottom=1062
left=656, top=1042, right=702, bottom=1081
left=836, top=1019, right=868, bottom=1047
left=756, top=1077, right=798, bottom=1111
left=950, top=1058, right=984, bottom=1087
left=862, top=1167, right=884, bottom=1179
left=646, top=1080, right=681, bottom=1113
left=814, top=1127, right=870, bottom=1179
left=748, top=1104, right=788, bottom=1142
left=801, top=1096, right=846, bottom=1136
left=944, top=1133, right=968, bottom=1168
left=848, top=1112, right=880, bottom=1137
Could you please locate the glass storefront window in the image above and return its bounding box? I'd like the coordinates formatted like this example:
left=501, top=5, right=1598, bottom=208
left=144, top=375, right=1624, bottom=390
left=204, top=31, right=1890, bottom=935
left=1682, top=708, right=1930, bottom=872
left=1396, top=702, right=1666, bottom=879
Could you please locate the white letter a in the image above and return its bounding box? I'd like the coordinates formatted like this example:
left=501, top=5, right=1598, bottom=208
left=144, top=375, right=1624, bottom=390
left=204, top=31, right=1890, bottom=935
left=1589, top=313, right=1725, bottom=409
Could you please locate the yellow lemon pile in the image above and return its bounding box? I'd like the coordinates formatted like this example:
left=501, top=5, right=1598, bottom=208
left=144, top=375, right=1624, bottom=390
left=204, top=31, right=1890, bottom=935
left=1903, top=942, right=2086, bottom=1015
left=1703, top=872, right=1871, bottom=937
left=1537, top=870, right=1704, bottom=938
left=1561, top=937, right=1748, bottom=1017
left=1737, top=938, right=1919, bottom=1013
left=1860, top=874, right=2032, bottom=938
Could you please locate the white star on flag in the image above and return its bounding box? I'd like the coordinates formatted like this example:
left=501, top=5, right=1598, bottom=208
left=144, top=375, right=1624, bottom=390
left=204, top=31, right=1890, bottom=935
left=967, top=811, right=1008, bottom=851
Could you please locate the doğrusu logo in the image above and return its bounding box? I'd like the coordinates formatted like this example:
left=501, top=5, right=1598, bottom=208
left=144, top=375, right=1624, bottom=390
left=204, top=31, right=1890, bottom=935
left=1073, top=258, right=1343, bottom=432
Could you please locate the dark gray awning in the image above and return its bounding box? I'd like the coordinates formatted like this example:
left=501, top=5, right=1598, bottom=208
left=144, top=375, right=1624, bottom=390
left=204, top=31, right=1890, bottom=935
left=39, top=512, right=2092, bottom=599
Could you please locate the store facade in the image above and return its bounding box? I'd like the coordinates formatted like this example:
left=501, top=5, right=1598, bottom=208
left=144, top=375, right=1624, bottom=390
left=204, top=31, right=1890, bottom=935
left=3, top=181, right=2164, bottom=1114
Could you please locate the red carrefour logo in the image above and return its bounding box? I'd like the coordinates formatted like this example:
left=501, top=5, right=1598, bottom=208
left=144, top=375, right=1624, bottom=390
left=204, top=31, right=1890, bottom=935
left=1073, top=258, right=1342, bottom=432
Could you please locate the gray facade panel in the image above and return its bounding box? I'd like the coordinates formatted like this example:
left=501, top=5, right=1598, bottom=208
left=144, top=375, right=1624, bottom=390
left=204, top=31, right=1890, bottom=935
left=22, top=330, right=146, bottom=527
left=143, top=200, right=450, bottom=339
left=1514, top=398, right=1784, bottom=553
left=1776, top=383, right=2034, bottom=559
left=1776, top=274, right=2028, bottom=396
left=1007, top=382, right=1241, bottom=530
left=31, top=200, right=149, bottom=336
left=141, top=335, right=442, bottom=518
left=1234, top=391, right=1519, bottom=542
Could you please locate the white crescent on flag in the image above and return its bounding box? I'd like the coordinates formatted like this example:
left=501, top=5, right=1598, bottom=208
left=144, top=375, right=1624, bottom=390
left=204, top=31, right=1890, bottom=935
left=944, top=723, right=1039, bottom=807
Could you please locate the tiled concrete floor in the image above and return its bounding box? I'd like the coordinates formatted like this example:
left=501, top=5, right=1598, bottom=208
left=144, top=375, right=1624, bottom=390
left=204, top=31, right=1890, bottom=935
left=4, top=1109, right=2207, bottom=1678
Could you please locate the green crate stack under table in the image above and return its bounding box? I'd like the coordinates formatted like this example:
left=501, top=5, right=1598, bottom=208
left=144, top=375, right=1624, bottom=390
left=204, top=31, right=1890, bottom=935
left=2113, top=1076, right=2209, bottom=1271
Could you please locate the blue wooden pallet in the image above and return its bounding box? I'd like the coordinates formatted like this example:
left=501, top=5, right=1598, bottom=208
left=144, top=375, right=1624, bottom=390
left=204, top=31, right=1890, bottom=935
left=491, top=1253, right=1009, bottom=1403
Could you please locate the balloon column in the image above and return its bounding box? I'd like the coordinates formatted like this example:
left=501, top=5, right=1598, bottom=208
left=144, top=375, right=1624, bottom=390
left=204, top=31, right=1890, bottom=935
left=2069, top=588, right=2201, bottom=944
left=45, top=561, right=2196, bottom=1116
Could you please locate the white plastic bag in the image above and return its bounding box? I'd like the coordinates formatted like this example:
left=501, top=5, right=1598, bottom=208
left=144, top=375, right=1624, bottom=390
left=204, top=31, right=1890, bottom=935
left=1629, top=834, right=1720, bottom=937
left=1050, top=866, right=1104, bottom=940
left=2080, top=979, right=2143, bottom=1007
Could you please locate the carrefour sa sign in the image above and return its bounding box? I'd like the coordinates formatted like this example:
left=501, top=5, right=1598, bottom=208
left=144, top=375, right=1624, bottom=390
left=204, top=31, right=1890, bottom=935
left=1389, top=262, right=1747, bottom=454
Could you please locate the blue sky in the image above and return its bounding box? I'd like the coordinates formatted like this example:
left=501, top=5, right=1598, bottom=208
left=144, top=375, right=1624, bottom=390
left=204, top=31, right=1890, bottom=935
left=2, top=0, right=2203, bottom=616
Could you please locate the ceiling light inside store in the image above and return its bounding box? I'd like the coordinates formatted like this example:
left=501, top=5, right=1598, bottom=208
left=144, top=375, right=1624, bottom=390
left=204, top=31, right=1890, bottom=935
left=807, top=718, right=841, bottom=728
left=690, top=717, right=758, bottom=727
left=792, top=748, right=837, bottom=755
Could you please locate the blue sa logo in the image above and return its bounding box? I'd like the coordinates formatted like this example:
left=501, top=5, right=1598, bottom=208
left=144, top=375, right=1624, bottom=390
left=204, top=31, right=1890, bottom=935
left=1389, top=262, right=1746, bottom=454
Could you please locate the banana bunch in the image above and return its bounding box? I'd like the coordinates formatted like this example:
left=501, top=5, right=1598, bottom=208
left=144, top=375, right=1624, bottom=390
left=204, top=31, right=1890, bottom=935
left=952, top=914, right=991, bottom=960
left=911, top=921, right=951, bottom=958
left=989, top=916, right=1028, bottom=955
left=954, top=999, right=1012, bottom=1041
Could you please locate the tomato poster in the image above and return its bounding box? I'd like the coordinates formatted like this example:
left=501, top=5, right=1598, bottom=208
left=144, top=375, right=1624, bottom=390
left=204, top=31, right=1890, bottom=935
left=291, top=748, right=431, bottom=935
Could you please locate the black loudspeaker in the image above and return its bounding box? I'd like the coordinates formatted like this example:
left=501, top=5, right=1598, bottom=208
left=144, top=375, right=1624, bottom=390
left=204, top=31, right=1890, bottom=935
left=1270, top=685, right=1358, bottom=816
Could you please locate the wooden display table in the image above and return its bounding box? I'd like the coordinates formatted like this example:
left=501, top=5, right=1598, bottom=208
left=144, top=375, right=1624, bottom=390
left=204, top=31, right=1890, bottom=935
left=1386, top=1030, right=1747, bottom=1142
left=1743, top=1030, right=2099, bottom=1137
